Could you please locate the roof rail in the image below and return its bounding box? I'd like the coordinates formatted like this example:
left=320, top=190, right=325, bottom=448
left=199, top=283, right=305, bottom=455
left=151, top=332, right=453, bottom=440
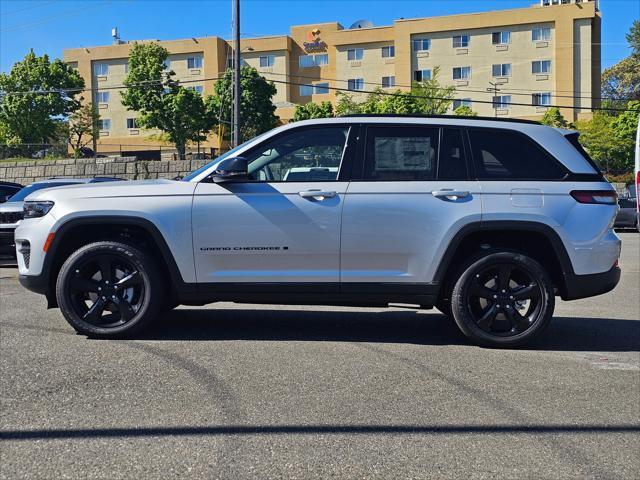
left=339, top=114, right=541, bottom=125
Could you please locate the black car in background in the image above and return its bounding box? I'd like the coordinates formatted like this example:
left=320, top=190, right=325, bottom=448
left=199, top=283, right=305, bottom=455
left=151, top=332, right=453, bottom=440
left=0, top=181, right=22, bottom=203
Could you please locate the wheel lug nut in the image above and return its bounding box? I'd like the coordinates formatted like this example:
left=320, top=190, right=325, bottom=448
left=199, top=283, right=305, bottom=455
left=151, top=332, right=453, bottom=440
left=497, top=304, right=501, bottom=308
left=97, top=287, right=101, bottom=291
left=493, top=295, right=497, bottom=299
left=501, top=289, right=506, bottom=293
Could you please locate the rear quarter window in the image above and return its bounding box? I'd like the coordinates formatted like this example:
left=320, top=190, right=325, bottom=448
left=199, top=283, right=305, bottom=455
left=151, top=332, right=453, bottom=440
left=468, top=128, right=567, bottom=180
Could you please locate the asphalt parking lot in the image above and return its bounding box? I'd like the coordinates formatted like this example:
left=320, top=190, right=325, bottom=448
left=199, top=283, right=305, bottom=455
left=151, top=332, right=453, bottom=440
left=1, top=232, right=638, bottom=479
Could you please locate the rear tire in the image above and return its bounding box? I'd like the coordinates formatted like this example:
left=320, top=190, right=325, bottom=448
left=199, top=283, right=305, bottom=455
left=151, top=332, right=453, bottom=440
left=56, top=241, right=164, bottom=339
left=450, top=251, right=554, bottom=348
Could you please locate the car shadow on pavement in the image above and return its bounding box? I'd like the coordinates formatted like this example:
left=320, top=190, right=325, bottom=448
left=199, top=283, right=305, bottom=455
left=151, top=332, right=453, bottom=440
left=139, top=308, right=640, bottom=352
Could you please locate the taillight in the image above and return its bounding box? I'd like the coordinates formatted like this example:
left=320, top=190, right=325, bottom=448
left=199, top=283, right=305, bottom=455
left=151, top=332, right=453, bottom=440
left=570, top=190, right=618, bottom=205
left=636, top=171, right=640, bottom=212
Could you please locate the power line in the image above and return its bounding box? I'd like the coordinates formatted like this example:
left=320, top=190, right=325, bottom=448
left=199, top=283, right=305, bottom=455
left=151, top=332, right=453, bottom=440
left=1, top=75, right=638, bottom=113
left=0, top=1, right=55, bottom=16
left=245, top=69, right=633, bottom=103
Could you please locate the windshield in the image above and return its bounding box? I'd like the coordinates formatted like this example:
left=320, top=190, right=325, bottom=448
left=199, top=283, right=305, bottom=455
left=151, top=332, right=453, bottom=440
left=181, top=133, right=269, bottom=182
left=9, top=182, right=77, bottom=202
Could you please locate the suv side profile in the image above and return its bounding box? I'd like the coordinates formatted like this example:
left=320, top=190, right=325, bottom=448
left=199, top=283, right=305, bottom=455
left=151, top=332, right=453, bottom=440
left=15, top=116, right=621, bottom=347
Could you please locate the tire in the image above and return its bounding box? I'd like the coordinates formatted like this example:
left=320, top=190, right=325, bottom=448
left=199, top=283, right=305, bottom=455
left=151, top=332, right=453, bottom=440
left=56, top=241, right=164, bottom=339
left=450, top=251, right=554, bottom=348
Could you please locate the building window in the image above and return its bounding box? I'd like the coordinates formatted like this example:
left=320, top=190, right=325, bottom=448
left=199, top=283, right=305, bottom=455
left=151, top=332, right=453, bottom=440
left=347, top=48, right=364, bottom=61
left=95, top=91, right=109, bottom=103
left=492, top=63, right=511, bottom=77
left=299, top=85, right=314, bottom=96
left=532, top=60, right=551, bottom=74
left=124, top=62, right=129, bottom=73
left=187, top=86, right=204, bottom=94
left=532, top=27, right=551, bottom=41
left=347, top=78, right=364, bottom=91
left=94, top=63, right=108, bottom=76
left=299, top=53, right=328, bottom=68
left=492, top=31, right=511, bottom=45
left=381, top=45, right=395, bottom=58
left=126, top=118, right=137, bottom=129
left=98, top=119, right=111, bottom=130
left=453, top=34, right=470, bottom=48
left=412, top=38, right=431, bottom=52
left=187, top=56, right=203, bottom=69
left=314, top=83, right=329, bottom=94
left=453, top=98, right=472, bottom=109
left=492, top=95, right=512, bottom=109
left=453, top=67, right=471, bottom=80
left=382, top=76, right=395, bottom=88
left=414, top=69, right=432, bottom=82
left=259, top=55, right=275, bottom=67
left=532, top=92, right=552, bottom=106
left=163, top=60, right=171, bottom=71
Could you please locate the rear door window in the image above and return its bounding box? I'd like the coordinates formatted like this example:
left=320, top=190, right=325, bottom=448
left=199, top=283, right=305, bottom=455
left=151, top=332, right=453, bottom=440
left=363, top=126, right=439, bottom=181
left=468, top=128, right=566, bottom=180
left=438, top=128, right=468, bottom=180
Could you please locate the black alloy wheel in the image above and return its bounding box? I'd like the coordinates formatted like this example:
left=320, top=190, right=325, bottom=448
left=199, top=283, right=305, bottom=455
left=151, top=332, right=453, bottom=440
left=56, top=241, right=163, bottom=338
left=67, top=255, right=145, bottom=328
left=451, top=251, right=555, bottom=347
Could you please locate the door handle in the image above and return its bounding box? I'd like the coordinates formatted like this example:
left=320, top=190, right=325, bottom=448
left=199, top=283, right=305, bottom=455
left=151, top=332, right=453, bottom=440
left=299, top=190, right=337, bottom=200
left=431, top=189, right=470, bottom=200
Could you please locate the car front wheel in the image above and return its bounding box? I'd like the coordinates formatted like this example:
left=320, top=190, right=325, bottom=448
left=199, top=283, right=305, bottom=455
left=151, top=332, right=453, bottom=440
left=56, top=241, right=164, bottom=338
left=450, top=251, right=554, bottom=347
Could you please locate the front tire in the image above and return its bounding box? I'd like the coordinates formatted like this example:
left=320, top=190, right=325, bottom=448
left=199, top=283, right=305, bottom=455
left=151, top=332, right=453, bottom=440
left=56, top=241, right=164, bottom=338
left=450, top=251, right=554, bottom=348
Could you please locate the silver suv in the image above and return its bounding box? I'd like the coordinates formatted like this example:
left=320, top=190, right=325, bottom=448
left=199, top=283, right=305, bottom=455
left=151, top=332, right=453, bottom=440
left=15, top=116, right=621, bottom=347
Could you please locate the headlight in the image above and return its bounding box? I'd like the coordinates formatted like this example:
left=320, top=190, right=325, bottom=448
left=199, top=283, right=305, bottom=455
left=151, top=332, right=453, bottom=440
left=23, top=201, right=55, bottom=219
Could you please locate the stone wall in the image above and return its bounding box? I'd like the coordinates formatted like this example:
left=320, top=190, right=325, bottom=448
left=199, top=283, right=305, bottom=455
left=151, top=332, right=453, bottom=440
left=0, top=157, right=210, bottom=185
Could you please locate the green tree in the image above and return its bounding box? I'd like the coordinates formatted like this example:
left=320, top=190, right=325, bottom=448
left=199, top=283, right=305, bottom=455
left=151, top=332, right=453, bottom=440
left=540, top=107, right=569, bottom=128
left=64, top=103, right=100, bottom=156
left=121, top=42, right=215, bottom=158
left=602, top=21, right=640, bottom=105
left=333, top=67, right=454, bottom=116
left=291, top=101, right=334, bottom=122
left=453, top=105, right=477, bottom=117
left=0, top=50, right=84, bottom=144
left=574, top=113, right=635, bottom=173
left=206, top=66, right=279, bottom=142
left=610, top=100, right=640, bottom=140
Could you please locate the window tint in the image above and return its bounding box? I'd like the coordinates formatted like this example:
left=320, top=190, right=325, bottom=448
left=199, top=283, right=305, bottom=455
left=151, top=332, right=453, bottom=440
left=468, top=129, right=566, bottom=179
left=438, top=129, right=468, bottom=180
left=364, top=126, right=438, bottom=181
left=245, top=127, right=348, bottom=182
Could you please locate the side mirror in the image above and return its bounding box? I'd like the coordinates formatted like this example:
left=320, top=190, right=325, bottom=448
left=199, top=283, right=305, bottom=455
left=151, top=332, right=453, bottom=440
left=210, top=157, right=248, bottom=183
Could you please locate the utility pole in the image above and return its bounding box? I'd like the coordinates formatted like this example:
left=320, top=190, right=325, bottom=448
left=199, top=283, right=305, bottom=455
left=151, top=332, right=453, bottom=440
left=487, top=82, right=501, bottom=118
left=233, top=0, right=241, bottom=147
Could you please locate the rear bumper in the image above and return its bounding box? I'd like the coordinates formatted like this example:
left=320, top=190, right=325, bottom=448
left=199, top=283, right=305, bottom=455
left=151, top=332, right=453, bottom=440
left=562, top=265, right=621, bottom=301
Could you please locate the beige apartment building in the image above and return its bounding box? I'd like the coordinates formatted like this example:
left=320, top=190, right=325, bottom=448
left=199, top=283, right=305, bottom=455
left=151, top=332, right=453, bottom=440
left=63, top=0, right=601, bottom=154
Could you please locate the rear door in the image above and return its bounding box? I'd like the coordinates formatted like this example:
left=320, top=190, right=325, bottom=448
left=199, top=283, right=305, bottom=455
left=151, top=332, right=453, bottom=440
left=340, top=124, right=482, bottom=289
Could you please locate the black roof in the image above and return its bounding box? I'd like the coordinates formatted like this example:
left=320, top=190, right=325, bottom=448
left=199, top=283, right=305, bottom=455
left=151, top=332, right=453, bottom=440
left=339, top=114, right=541, bottom=125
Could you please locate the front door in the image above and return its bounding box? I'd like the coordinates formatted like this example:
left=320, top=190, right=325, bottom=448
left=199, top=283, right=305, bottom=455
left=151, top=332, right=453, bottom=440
left=340, top=124, right=482, bottom=289
left=192, top=125, right=355, bottom=286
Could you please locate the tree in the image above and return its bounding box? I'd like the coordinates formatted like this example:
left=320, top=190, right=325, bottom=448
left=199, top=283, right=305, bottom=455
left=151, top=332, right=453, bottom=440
left=453, top=105, right=477, bottom=117
left=574, top=113, right=635, bottom=173
left=121, top=42, right=215, bottom=158
left=65, top=103, right=99, bottom=156
left=540, top=107, right=569, bottom=128
left=206, top=66, right=279, bottom=142
left=333, top=66, right=455, bottom=116
left=0, top=50, right=84, bottom=144
left=291, top=101, right=334, bottom=122
left=602, top=21, right=640, bottom=105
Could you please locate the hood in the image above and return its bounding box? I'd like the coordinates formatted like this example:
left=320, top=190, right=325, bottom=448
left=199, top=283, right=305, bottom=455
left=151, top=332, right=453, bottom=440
left=26, top=178, right=197, bottom=202
left=0, top=201, right=24, bottom=213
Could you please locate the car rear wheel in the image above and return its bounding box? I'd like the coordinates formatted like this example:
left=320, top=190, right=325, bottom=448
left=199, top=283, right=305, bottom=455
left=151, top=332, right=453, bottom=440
left=56, top=241, right=164, bottom=338
left=450, top=251, right=554, bottom=348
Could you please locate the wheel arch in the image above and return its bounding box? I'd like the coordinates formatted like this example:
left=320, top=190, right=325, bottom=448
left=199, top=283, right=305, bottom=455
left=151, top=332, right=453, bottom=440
left=433, top=221, right=574, bottom=299
left=43, top=216, right=187, bottom=307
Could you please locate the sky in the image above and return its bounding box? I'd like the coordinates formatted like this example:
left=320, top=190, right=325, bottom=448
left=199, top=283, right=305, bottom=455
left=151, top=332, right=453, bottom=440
left=0, top=0, right=638, bottom=74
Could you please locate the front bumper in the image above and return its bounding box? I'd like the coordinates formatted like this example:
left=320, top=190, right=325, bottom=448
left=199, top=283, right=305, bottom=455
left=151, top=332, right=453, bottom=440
left=562, top=265, right=621, bottom=301
left=0, top=228, right=17, bottom=264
